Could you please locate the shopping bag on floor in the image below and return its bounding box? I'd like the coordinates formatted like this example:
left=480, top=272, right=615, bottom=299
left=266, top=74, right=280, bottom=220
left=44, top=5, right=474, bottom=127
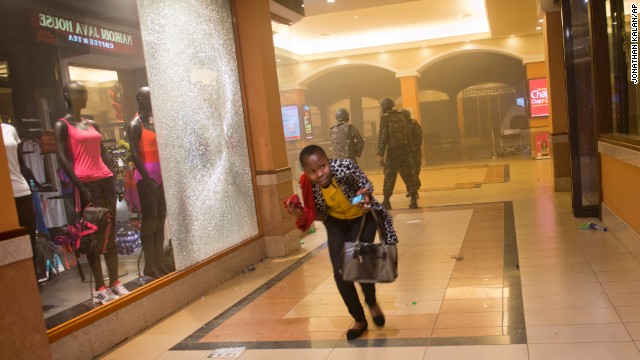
left=342, top=209, right=398, bottom=283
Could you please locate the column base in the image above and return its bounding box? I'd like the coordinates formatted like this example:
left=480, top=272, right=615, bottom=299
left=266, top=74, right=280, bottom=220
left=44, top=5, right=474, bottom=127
left=264, top=229, right=301, bottom=258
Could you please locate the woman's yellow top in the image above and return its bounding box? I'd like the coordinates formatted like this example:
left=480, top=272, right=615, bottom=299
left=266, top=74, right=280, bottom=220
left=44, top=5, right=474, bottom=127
left=320, top=178, right=365, bottom=220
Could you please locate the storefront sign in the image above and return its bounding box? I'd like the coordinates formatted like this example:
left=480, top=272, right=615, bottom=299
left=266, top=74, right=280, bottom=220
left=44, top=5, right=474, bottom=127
left=31, top=12, right=140, bottom=55
left=528, top=78, right=549, bottom=117
left=461, top=86, right=513, bottom=97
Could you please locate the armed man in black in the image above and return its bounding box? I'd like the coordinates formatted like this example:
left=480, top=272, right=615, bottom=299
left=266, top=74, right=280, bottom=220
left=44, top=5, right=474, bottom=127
left=377, top=98, right=418, bottom=209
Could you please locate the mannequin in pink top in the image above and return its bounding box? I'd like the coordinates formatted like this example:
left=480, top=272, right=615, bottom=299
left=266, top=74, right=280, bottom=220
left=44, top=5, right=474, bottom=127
left=55, top=81, right=129, bottom=305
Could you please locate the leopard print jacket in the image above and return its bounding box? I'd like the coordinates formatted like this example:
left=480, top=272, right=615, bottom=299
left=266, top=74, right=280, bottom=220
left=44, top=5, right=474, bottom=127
left=311, top=158, right=398, bottom=244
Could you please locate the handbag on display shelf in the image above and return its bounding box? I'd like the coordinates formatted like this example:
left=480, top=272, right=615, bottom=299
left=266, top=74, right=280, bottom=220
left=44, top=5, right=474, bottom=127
left=341, top=208, right=398, bottom=283
left=75, top=206, right=113, bottom=255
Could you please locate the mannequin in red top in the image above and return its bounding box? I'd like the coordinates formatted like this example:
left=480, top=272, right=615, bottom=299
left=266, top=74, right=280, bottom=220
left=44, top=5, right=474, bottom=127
left=55, top=81, right=129, bottom=305
left=127, top=87, right=169, bottom=278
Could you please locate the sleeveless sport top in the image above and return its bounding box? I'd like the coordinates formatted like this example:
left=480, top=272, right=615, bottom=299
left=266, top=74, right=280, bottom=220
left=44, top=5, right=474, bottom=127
left=134, top=119, right=162, bottom=185
left=62, top=119, right=112, bottom=182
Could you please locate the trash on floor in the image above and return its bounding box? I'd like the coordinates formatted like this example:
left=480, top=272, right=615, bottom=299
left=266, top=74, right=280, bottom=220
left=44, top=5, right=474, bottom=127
left=209, top=347, right=246, bottom=358
left=450, top=254, right=464, bottom=261
left=578, top=222, right=608, bottom=232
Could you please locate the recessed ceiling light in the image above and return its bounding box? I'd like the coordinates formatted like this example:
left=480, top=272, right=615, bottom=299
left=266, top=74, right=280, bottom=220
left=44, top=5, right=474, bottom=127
left=327, top=0, right=335, bottom=3
left=536, top=26, right=542, bottom=30
left=276, top=59, right=281, bottom=62
left=538, top=19, right=543, bottom=23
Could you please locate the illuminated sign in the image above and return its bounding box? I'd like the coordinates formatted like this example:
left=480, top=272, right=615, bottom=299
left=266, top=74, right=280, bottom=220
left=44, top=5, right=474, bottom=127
left=282, top=105, right=301, bottom=141
left=31, top=12, right=140, bottom=55
left=302, top=105, right=313, bottom=139
left=528, top=78, right=549, bottom=117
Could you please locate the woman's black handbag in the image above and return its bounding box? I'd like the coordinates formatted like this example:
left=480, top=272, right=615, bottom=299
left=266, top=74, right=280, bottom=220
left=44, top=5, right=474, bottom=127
left=342, top=209, right=398, bottom=283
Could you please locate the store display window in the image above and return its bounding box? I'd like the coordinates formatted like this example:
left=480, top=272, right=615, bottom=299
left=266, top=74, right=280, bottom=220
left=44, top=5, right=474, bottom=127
left=0, top=0, right=173, bottom=330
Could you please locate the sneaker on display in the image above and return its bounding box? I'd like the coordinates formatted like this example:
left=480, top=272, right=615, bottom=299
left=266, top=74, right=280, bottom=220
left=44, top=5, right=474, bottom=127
left=110, top=281, right=130, bottom=296
left=93, top=285, right=119, bottom=305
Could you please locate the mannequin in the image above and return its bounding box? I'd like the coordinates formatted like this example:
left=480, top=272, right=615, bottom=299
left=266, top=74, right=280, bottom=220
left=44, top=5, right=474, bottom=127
left=128, top=87, right=168, bottom=278
left=2, top=119, right=38, bottom=273
left=54, top=81, right=129, bottom=305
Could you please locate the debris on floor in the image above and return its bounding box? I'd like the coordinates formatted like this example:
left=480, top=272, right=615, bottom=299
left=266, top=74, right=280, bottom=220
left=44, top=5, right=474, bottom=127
left=578, top=222, right=608, bottom=232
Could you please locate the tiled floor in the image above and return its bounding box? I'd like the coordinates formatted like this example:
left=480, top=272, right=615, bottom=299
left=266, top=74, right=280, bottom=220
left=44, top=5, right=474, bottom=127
left=100, top=157, right=640, bottom=359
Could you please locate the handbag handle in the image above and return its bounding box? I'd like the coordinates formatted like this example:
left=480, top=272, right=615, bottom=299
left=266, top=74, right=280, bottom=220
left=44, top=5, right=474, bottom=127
left=354, top=207, right=384, bottom=245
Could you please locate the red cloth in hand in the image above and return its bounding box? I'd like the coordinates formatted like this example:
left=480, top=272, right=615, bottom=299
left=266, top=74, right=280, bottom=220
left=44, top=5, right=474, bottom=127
left=292, top=173, right=316, bottom=232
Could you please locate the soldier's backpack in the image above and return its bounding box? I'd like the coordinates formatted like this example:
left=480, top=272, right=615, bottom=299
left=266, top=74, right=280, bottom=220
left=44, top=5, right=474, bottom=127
left=386, top=111, right=409, bottom=147
left=331, top=122, right=351, bottom=158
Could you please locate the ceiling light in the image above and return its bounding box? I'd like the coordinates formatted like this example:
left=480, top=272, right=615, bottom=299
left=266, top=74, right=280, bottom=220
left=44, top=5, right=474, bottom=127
left=536, top=26, right=542, bottom=30
left=327, top=0, right=335, bottom=3
left=538, top=19, right=543, bottom=23
left=465, top=40, right=470, bottom=43
left=509, top=34, right=515, bottom=37
left=379, top=51, right=385, bottom=53
left=276, top=59, right=281, bottom=62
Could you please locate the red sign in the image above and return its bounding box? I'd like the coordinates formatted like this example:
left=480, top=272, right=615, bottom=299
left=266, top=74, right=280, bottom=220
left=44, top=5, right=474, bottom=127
left=529, top=78, right=549, bottom=117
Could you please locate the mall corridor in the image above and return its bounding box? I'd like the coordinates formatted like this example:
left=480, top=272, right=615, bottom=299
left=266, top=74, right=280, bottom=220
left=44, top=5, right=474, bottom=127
left=98, top=158, right=640, bottom=360
left=2, top=0, right=640, bottom=359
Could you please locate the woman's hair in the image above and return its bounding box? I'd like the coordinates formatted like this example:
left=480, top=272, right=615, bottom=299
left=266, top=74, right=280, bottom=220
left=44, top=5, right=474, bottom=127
left=299, top=144, right=327, bottom=165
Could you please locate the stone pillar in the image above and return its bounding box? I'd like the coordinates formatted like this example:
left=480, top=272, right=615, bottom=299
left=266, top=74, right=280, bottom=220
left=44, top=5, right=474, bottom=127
left=397, top=74, right=422, bottom=121
left=544, top=11, right=572, bottom=192
left=0, top=136, right=52, bottom=358
left=233, top=0, right=299, bottom=257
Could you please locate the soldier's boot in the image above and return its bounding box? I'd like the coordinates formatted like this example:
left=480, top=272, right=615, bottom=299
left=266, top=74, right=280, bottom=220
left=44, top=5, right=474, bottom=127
left=381, top=195, right=392, bottom=210
left=408, top=193, right=418, bottom=209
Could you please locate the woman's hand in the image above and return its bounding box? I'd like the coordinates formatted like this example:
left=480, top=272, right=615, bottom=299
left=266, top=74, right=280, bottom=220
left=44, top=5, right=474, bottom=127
left=355, top=188, right=370, bottom=207
left=283, top=195, right=304, bottom=218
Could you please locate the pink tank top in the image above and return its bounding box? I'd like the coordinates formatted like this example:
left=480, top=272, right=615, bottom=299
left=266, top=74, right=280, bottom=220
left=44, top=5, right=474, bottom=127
left=62, top=119, right=112, bottom=182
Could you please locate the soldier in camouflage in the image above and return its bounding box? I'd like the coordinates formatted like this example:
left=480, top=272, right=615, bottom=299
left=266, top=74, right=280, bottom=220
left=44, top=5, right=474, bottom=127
left=377, top=98, right=418, bottom=209
left=401, top=108, right=423, bottom=193
left=330, top=108, right=364, bottom=164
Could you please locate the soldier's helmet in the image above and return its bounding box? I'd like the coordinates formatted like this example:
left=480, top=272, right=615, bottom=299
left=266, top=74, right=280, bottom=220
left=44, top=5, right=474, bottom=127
left=380, top=97, right=395, bottom=110
left=335, top=108, right=350, bottom=121
left=401, top=109, right=412, bottom=120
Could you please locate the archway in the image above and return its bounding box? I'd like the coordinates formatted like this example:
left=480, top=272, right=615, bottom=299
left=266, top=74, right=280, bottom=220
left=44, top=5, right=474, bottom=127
left=418, top=51, right=527, bottom=163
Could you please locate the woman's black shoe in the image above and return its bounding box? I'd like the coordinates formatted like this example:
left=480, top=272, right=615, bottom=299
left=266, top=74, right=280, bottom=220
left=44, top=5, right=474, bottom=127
left=346, top=321, right=368, bottom=340
left=370, top=304, right=386, bottom=327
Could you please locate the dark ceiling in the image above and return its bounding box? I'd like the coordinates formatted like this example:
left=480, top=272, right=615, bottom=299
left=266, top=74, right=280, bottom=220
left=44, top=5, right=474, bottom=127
left=22, top=0, right=141, bottom=29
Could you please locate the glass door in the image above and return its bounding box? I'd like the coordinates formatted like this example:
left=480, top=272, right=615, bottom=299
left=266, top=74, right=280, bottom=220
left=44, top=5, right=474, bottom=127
left=561, top=0, right=601, bottom=217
